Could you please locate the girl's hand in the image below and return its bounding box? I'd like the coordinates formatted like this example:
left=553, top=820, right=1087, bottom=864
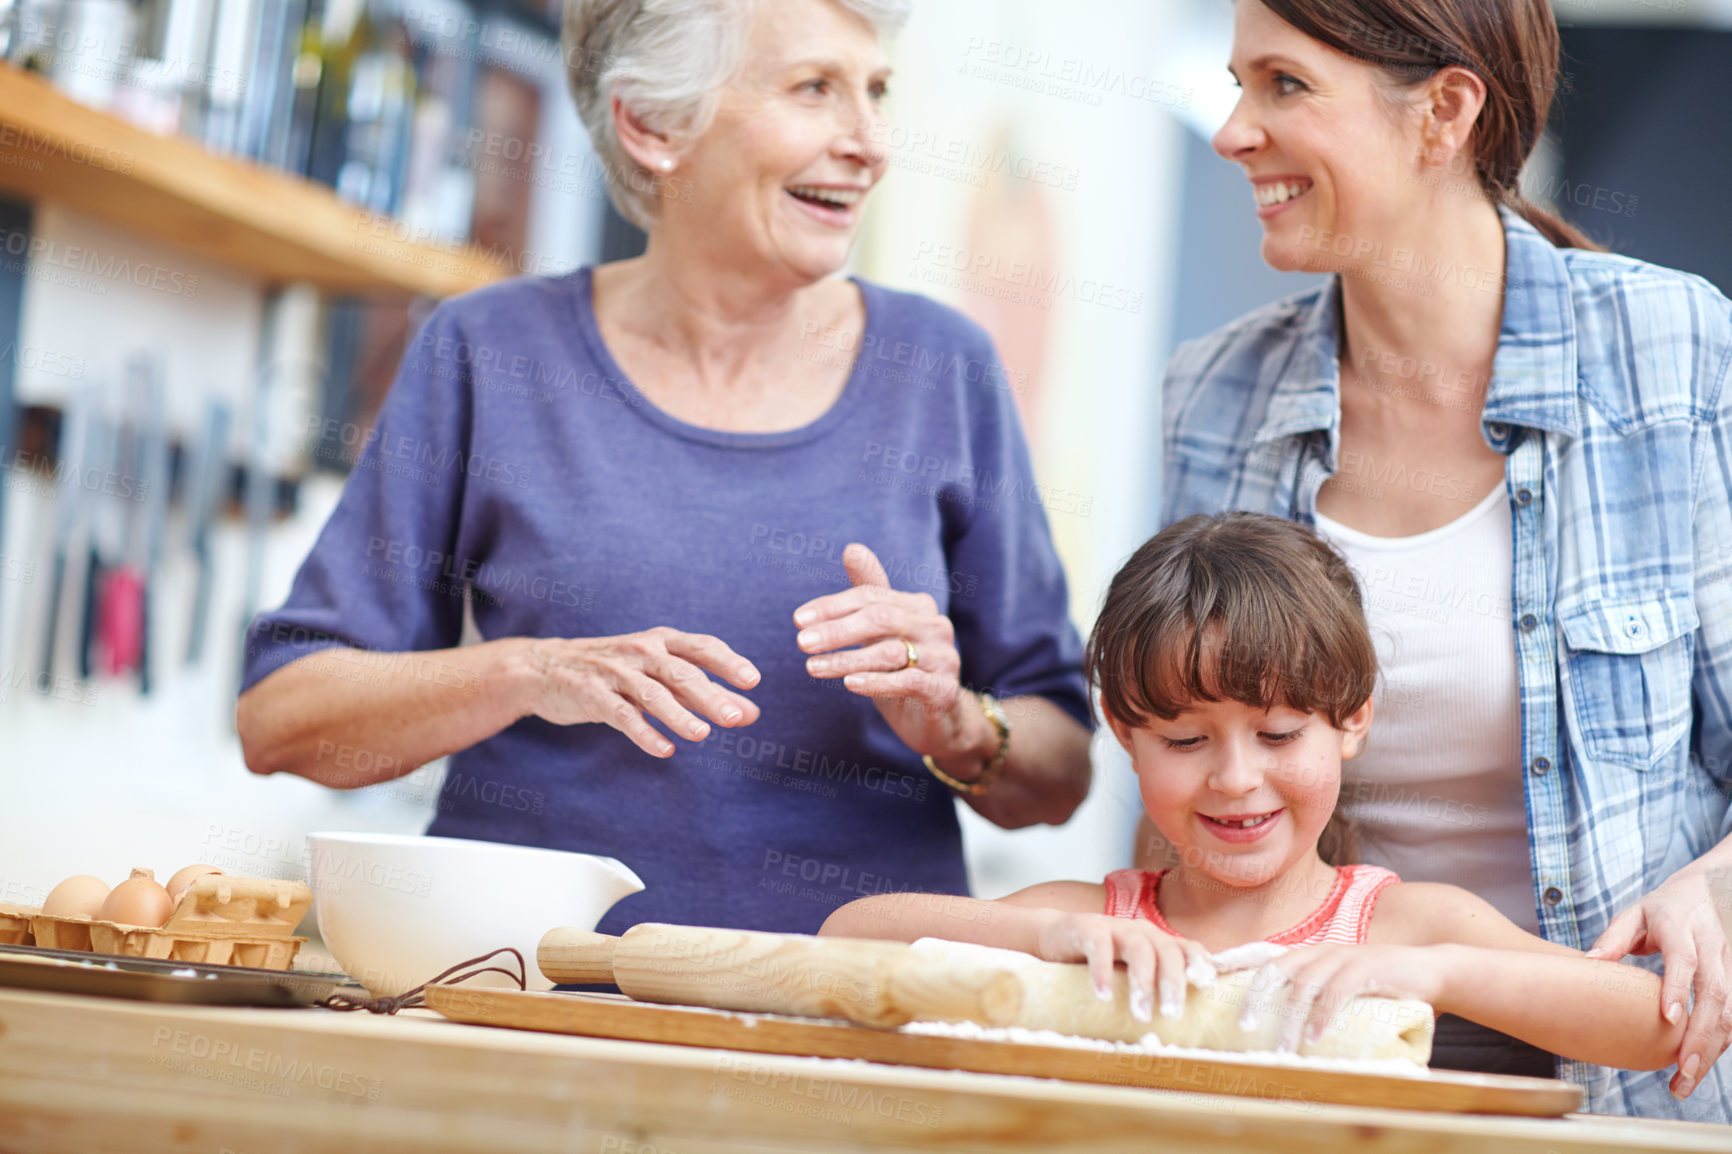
left=1261, top=943, right=1454, bottom=1053
left=793, top=544, right=975, bottom=758
left=525, top=629, right=761, bottom=756
left=1034, top=911, right=1218, bottom=1023
left=1587, top=861, right=1732, bottom=1100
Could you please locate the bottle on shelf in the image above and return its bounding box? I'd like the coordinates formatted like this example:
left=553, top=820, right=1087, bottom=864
left=302, top=0, right=361, bottom=189
left=281, top=0, right=327, bottom=177
left=334, top=4, right=416, bottom=214
left=399, top=3, right=480, bottom=243
left=237, top=0, right=309, bottom=165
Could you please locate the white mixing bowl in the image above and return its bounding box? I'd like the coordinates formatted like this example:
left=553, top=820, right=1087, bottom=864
left=306, top=832, right=644, bottom=997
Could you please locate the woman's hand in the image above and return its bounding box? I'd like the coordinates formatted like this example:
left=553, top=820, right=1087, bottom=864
left=1034, top=911, right=1218, bottom=1023
left=1260, top=943, right=1454, bottom=1053
left=1587, top=861, right=1732, bottom=1099
left=794, top=544, right=981, bottom=760
left=525, top=629, right=761, bottom=757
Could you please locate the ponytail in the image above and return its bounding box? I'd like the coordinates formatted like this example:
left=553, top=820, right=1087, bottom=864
left=1316, top=809, right=1362, bottom=868
left=1502, top=190, right=1604, bottom=251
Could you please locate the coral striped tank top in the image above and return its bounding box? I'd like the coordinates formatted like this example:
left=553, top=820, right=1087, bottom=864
left=1103, top=864, right=1400, bottom=947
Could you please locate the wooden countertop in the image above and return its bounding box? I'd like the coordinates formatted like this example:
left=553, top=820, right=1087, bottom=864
left=0, top=987, right=1723, bottom=1153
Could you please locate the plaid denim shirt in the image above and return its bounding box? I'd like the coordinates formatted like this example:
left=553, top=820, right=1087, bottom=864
left=1161, top=206, right=1732, bottom=1119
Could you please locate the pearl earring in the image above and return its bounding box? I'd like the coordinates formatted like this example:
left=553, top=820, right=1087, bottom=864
left=658, top=158, right=674, bottom=172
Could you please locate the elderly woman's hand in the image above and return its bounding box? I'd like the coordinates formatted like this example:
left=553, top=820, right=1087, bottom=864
left=1587, top=860, right=1732, bottom=1099
left=794, top=544, right=982, bottom=760
left=526, top=630, right=761, bottom=758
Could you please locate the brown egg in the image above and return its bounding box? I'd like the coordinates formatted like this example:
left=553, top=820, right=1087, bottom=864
left=100, top=868, right=174, bottom=927
left=165, top=864, right=224, bottom=905
left=42, top=875, right=110, bottom=919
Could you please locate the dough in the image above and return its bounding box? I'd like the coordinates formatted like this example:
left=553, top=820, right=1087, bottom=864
left=907, top=938, right=1434, bottom=1063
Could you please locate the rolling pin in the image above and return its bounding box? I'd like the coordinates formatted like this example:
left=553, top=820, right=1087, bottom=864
left=537, top=923, right=1024, bottom=1028
left=539, top=926, right=1435, bottom=1062
left=905, top=938, right=1435, bottom=1062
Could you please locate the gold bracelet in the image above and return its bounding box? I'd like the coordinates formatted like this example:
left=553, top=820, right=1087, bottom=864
left=922, top=691, right=1011, bottom=796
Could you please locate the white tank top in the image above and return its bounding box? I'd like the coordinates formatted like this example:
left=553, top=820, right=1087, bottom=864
left=1314, top=487, right=1539, bottom=934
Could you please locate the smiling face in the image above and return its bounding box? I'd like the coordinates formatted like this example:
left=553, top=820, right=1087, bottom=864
left=1212, top=0, right=1426, bottom=275
left=1110, top=694, right=1371, bottom=890
left=666, top=0, right=891, bottom=287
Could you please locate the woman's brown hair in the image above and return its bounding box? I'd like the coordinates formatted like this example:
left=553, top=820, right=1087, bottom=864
left=1258, top=0, right=1601, bottom=251
left=1086, top=513, right=1377, bottom=866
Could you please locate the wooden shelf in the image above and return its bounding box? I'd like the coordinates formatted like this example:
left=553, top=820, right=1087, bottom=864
left=0, top=63, right=515, bottom=298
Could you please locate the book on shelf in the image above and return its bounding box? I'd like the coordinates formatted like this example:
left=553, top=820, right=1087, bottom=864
left=6, top=0, right=565, bottom=254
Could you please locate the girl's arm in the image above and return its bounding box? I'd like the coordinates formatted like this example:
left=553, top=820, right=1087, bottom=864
left=818, top=881, right=1104, bottom=954
left=1273, top=882, right=1685, bottom=1070
left=820, top=881, right=1218, bottom=1022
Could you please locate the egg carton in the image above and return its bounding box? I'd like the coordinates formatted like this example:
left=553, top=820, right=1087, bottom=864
left=22, top=875, right=314, bottom=971
left=0, top=903, right=35, bottom=946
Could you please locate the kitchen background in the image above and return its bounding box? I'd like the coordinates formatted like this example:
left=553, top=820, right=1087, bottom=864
left=0, top=0, right=1727, bottom=917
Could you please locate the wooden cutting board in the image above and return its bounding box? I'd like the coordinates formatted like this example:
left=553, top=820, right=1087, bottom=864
left=425, top=985, right=1583, bottom=1117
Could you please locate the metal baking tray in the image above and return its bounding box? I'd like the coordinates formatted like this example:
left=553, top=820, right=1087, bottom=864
left=0, top=942, right=352, bottom=1006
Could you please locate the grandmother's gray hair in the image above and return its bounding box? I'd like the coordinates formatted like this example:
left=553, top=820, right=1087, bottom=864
left=562, top=0, right=911, bottom=229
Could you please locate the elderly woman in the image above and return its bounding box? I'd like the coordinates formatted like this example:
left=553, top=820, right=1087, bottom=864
left=1140, top=0, right=1732, bottom=1121
left=236, top=0, right=1092, bottom=935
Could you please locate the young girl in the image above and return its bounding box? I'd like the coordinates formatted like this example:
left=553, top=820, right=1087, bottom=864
left=821, top=512, right=1686, bottom=1071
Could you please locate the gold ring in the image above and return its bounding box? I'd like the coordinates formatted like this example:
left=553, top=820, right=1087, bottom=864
left=902, top=639, right=919, bottom=670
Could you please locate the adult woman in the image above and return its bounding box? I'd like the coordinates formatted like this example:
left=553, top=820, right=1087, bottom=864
left=237, top=0, right=1092, bottom=937
left=1142, top=0, right=1731, bottom=1120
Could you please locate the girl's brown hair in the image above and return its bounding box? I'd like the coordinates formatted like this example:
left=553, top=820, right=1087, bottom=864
left=1086, top=513, right=1377, bottom=865
left=1259, top=0, right=1600, bottom=251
